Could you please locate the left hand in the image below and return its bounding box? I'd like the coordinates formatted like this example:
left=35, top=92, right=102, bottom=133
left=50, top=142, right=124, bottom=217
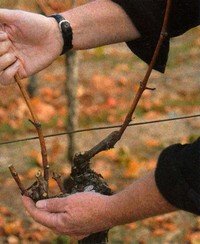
left=0, top=9, right=63, bottom=85
left=22, top=192, right=116, bottom=240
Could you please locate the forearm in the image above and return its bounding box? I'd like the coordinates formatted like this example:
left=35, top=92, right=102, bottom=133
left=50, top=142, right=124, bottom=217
left=60, top=0, right=140, bottom=49
left=109, top=170, right=177, bottom=226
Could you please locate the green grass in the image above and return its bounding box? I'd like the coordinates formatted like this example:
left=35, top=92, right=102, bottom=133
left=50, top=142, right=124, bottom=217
left=23, top=116, right=59, bottom=131
left=188, top=134, right=199, bottom=143
left=52, top=235, right=70, bottom=244
left=25, top=156, right=40, bottom=168
left=168, top=31, right=199, bottom=69
left=0, top=123, right=17, bottom=135
left=79, top=110, right=110, bottom=127
left=85, top=46, right=138, bottom=71
left=167, top=98, right=200, bottom=107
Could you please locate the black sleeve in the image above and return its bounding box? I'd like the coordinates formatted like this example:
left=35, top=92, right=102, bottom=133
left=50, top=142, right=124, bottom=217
left=111, top=0, right=200, bottom=73
left=155, top=138, right=200, bottom=215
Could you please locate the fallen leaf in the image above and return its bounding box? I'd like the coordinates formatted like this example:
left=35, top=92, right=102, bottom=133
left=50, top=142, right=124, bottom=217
left=30, top=98, right=56, bottom=122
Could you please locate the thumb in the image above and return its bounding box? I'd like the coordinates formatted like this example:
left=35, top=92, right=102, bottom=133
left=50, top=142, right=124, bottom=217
left=36, top=197, right=67, bottom=213
left=0, top=9, right=17, bottom=24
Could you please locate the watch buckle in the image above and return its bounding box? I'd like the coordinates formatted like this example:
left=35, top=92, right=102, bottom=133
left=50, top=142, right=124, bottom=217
left=59, top=20, right=70, bottom=31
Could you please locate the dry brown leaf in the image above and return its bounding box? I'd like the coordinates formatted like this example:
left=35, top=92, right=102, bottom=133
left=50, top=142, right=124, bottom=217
left=145, top=139, right=160, bottom=147
left=0, top=108, right=8, bottom=123
left=93, top=160, right=112, bottom=179
left=7, top=235, right=19, bottom=244
left=28, top=150, right=42, bottom=167
left=36, top=0, right=71, bottom=14
left=152, top=228, right=166, bottom=236
left=162, top=222, right=177, bottom=231
left=0, top=206, right=12, bottom=217
left=30, top=98, right=56, bottom=122
left=49, top=140, right=63, bottom=163
left=26, top=168, right=39, bottom=179
left=124, top=161, right=141, bottom=178
left=107, top=97, right=117, bottom=108
left=4, top=220, right=22, bottom=235
left=126, top=223, right=137, bottom=230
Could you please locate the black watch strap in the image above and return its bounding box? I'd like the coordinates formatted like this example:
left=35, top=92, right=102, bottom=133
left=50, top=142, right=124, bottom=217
left=50, top=14, right=73, bottom=55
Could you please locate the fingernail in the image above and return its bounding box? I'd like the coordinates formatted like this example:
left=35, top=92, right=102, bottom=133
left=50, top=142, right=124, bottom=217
left=36, top=200, right=46, bottom=208
left=0, top=32, right=7, bottom=38
left=0, top=31, right=6, bottom=35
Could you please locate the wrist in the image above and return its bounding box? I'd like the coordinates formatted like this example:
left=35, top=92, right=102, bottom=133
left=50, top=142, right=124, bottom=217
left=50, top=14, right=73, bottom=55
left=48, top=17, right=64, bottom=57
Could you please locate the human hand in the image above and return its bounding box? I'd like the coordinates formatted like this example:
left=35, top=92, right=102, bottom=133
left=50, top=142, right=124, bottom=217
left=0, top=9, right=63, bottom=85
left=22, top=192, right=116, bottom=240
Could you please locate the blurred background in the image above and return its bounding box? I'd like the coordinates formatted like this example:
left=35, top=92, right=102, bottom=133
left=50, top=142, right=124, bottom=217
left=0, top=0, right=199, bottom=243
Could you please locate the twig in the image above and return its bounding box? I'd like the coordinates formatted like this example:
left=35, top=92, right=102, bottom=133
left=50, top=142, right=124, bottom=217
left=9, top=165, right=29, bottom=196
left=52, top=172, right=66, bottom=193
left=119, top=0, right=172, bottom=136
left=14, top=75, right=50, bottom=191
left=73, top=0, right=173, bottom=165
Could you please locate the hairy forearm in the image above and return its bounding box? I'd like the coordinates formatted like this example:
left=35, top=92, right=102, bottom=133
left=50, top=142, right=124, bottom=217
left=109, top=170, right=177, bottom=226
left=60, top=0, right=140, bottom=49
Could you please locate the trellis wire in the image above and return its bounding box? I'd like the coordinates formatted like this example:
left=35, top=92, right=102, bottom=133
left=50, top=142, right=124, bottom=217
left=0, top=113, right=199, bottom=146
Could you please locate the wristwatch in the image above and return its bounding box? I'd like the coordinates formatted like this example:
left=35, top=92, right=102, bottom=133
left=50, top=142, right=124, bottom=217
left=50, top=14, right=73, bottom=55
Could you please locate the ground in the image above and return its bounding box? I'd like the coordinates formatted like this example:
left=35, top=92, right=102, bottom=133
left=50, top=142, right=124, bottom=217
left=0, top=25, right=199, bottom=243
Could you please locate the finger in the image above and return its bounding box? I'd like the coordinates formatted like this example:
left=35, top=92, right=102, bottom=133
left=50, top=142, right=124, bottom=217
left=0, top=32, right=8, bottom=41
left=22, top=196, right=58, bottom=229
left=0, top=53, right=17, bottom=71
left=0, top=40, right=11, bottom=56
left=0, top=59, right=20, bottom=86
left=0, top=9, right=17, bottom=24
left=36, top=197, right=67, bottom=213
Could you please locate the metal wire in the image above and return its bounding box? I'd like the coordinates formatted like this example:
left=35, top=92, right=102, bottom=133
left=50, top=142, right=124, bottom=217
left=0, top=113, right=199, bottom=146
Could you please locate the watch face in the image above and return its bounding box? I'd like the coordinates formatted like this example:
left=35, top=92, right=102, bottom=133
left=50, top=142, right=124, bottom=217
left=59, top=19, right=70, bottom=31
left=59, top=20, right=70, bottom=31
left=62, top=22, right=70, bottom=30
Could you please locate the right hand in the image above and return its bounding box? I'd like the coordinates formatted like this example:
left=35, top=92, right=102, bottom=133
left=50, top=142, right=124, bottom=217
left=22, top=192, right=117, bottom=238
left=0, top=9, right=63, bottom=85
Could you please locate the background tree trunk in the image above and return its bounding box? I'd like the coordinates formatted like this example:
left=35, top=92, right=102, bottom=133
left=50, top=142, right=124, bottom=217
left=27, top=75, right=38, bottom=98
left=65, top=50, right=79, bottom=163
left=65, top=0, right=79, bottom=164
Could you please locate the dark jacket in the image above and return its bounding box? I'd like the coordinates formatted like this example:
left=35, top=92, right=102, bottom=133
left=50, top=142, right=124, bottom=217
left=112, top=0, right=200, bottom=72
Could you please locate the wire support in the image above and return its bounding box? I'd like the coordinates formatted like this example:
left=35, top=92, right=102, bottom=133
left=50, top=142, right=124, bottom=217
left=0, top=113, right=199, bottom=146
